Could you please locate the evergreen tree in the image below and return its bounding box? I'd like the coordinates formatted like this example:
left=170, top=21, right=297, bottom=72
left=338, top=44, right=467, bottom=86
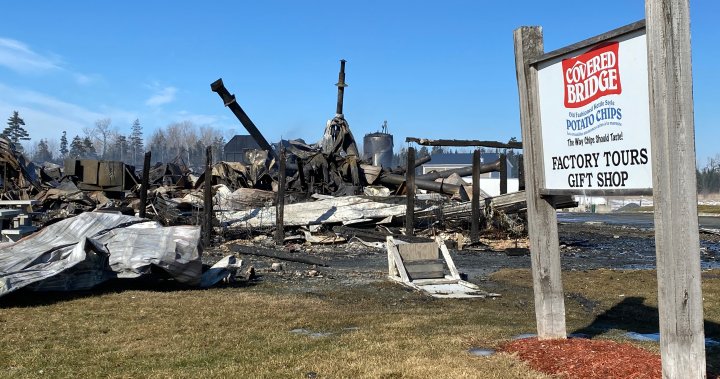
left=60, top=131, right=69, bottom=158
left=69, top=135, right=85, bottom=158
left=33, top=139, right=53, bottom=162
left=83, top=137, right=97, bottom=158
left=2, top=111, right=30, bottom=151
left=430, top=146, right=444, bottom=155
left=130, top=118, right=144, bottom=165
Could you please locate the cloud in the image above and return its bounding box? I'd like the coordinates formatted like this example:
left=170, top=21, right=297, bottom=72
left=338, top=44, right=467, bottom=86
left=0, top=37, right=62, bottom=74
left=145, top=86, right=177, bottom=107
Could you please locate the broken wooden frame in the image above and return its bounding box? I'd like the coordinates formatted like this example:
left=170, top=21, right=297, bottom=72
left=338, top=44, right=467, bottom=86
left=515, top=1, right=705, bottom=375
left=386, top=236, right=490, bottom=298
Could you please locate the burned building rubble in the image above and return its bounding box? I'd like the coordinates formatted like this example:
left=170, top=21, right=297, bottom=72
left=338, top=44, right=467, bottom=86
left=0, top=60, right=574, bottom=297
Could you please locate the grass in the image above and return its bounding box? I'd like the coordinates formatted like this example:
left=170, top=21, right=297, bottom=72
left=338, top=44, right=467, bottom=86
left=2, top=269, right=720, bottom=378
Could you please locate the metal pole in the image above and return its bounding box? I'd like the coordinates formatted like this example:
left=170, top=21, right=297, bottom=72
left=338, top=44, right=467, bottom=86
left=405, top=147, right=415, bottom=235
left=335, top=59, right=347, bottom=115
left=203, top=146, right=213, bottom=247
left=275, top=149, right=287, bottom=245
left=139, top=151, right=151, bottom=218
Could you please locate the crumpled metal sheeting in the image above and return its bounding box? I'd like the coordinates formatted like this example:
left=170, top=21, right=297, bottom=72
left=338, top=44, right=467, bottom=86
left=101, top=224, right=201, bottom=285
left=0, top=212, right=202, bottom=298
left=0, top=238, right=108, bottom=297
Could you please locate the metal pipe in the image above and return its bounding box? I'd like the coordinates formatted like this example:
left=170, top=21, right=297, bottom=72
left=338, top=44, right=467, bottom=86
left=379, top=173, right=462, bottom=196
left=416, top=159, right=502, bottom=181
left=211, top=78, right=279, bottom=162
left=335, top=59, right=347, bottom=115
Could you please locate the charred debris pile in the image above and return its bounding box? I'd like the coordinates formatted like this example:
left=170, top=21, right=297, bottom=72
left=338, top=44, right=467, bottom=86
left=0, top=60, right=577, bottom=253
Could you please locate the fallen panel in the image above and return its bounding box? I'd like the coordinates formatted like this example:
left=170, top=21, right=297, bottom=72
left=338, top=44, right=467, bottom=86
left=221, top=195, right=419, bottom=228
left=0, top=212, right=202, bottom=298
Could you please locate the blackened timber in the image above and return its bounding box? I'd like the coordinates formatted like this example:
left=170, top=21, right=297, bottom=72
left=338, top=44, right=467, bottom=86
left=405, top=137, right=522, bottom=149
left=500, top=153, right=508, bottom=195
left=203, top=146, right=213, bottom=246
left=416, top=159, right=501, bottom=181
left=405, top=147, right=415, bottom=235
left=139, top=151, right=151, bottom=218
left=275, top=149, right=286, bottom=245
left=230, top=244, right=327, bottom=267
left=471, top=150, right=481, bottom=242
left=211, top=78, right=279, bottom=162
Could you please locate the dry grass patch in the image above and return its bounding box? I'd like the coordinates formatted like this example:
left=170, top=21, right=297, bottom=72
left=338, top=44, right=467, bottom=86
left=2, top=269, right=718, bottom=378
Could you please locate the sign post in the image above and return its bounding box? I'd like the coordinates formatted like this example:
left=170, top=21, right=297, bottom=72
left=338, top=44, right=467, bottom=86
left=514, top=0, right=705, bottom=374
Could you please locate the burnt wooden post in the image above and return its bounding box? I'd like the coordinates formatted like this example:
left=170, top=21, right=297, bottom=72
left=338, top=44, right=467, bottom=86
left=646, top=0, right=705, bottom=375
left=139, top=151, right=151, bottom=218
left=514, top=26, right=567, bottom=339
left=275, top=149, right=286, bottom=245
left=470, top=149, right=481, bottom=242
left=499, top=153, right=508, bottom=195
left=296, top=158, right=306, bottom=193
left=405, top=147, right=415, bottom=235
left=203, top=146, right=213, bottom=247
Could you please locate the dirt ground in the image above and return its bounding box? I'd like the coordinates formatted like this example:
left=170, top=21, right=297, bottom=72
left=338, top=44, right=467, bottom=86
left=206, top=213, right=720, bottom=291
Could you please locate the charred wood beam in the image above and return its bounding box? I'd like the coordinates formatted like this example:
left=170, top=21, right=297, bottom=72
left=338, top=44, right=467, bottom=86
left=275, top=149, right=286, bottom=245
left=379, top=173, right=461, bottom=196
left=139, top=151, right=151, bottom=218
left=405, top=147, right=415, bottom=235
left=471, top=150, right=481, bottom=242
left=405, top=137, right=522, bottom=149
left=416, top=159, right=501, bottom=181
left=332, top=225, right=434, bottom=243
left=211, top=78, right=279, bottom=162
left=203, top=146, right=213, bottom=246
left=229, top=244, right=328, bottom=267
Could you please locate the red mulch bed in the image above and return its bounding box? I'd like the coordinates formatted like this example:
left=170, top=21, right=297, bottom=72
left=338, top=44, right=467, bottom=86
left=500, top=337, right=662, bottom=378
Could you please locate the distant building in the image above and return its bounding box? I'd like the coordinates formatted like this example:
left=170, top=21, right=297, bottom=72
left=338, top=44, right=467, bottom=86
left=420, top=153, right=514, bottom=179
left=224, top=135, right=261, bottom=163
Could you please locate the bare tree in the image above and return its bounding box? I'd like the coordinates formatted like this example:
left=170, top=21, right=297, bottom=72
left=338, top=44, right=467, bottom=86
left=84, top=118, right=113, bottom=159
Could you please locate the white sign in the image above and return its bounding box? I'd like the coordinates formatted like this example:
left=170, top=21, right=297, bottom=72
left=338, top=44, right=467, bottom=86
left=537, top=29, right=652, bottom=191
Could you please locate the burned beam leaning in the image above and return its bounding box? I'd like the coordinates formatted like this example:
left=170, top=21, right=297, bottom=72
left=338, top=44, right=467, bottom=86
left=211, top=78, right=279, bottom=163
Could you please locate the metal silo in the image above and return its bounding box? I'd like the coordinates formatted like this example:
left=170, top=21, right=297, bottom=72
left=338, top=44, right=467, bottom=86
left=363, top=131, right=394, bottom=168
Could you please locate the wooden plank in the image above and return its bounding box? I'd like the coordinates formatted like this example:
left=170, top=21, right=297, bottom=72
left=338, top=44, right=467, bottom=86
left=386, top=237, right=409, bottom=283
left=397, top=242, right=438, bottom=261
left=404, top=261, right=444, bottom=280
left=539, top=188, right=653, bottom=197
left=646, top=0, right=705, bottom=376
left=530, top=20, right=645, bottom=65
left=514, top=26, right=567, bottom=339
left=437, top=238, right=461, bottom=280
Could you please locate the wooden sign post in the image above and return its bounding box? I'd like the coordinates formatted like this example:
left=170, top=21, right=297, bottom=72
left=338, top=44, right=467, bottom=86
left=514, top=0, right=705, bottom=375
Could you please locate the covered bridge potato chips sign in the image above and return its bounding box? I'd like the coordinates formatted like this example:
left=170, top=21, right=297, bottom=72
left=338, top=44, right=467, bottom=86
left=537, top=29, right=652, bottom=191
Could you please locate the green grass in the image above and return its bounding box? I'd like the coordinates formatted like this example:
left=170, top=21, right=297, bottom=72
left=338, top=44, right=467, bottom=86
left=1, top=269, right=719, bottom=378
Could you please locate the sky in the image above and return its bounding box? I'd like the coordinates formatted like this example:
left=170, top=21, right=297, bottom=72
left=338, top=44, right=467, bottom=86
left=0, top=1, right=718, bottom=164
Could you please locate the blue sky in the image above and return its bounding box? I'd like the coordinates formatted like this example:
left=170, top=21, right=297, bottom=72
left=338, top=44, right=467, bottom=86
left=0, top=1, right=717, bottom=164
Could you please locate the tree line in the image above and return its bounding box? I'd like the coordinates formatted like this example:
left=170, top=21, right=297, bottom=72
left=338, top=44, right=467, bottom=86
left=3, top=110, right=226, bottom=169
left=697, top=155, right=720, bottom=194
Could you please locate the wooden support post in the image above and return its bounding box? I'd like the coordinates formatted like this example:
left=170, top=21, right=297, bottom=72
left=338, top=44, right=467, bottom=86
left=405, top=147, right=415, bottom=235
left=471, top=149, right=481, bottom=242
left=499, top=153, right=508, bottom=195
left=514, top=26, right=566, bottom=339
left=646, top=0, right=705, bottom=375
left=518, top=155, right=525, bottom=191
left=275, top=149, right=286, bottom=245
left=139, top=151, right=151, bottom=218
left=297, top=158, right=306, bottom=193
left=203, top=146, right=213, bottom=247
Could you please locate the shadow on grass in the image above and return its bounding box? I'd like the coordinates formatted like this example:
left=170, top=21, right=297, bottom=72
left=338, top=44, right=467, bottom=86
left=572, top=296, right=720, bottom=377
left=0, top=277, right=261, bottom=309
